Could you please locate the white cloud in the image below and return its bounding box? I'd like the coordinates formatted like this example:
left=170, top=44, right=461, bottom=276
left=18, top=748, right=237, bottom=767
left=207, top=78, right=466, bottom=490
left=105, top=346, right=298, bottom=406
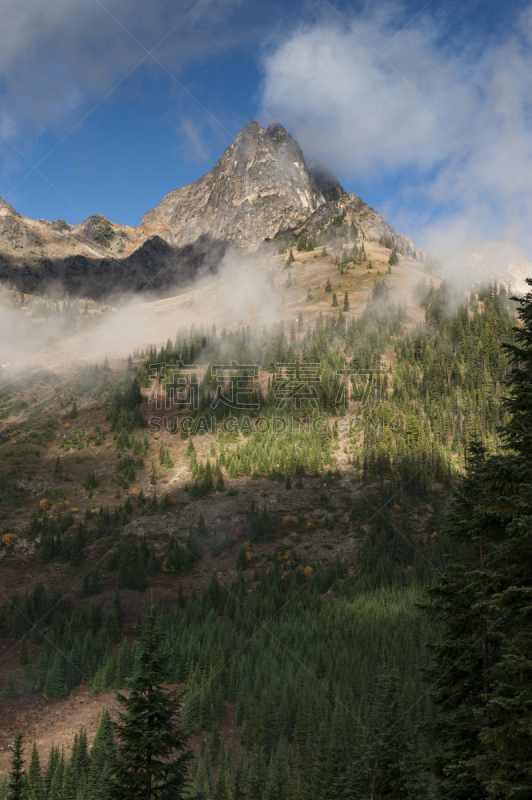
left=0, top=0, right=246, bottom=141
left=259, top=4, right=532, bottom=256
left=178, top=118, right=214, bottom=164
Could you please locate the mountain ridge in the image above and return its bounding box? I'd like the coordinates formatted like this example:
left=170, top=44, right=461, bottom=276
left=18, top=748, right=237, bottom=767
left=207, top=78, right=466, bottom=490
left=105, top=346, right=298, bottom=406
left=0, top=121, right=411, bottom=298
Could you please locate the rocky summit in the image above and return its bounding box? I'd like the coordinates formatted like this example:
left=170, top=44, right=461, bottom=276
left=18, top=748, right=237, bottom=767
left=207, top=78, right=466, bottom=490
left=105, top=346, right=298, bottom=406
left=141, top=121, right=344, bottom=250
left=0, top=121, right=408, bottom=299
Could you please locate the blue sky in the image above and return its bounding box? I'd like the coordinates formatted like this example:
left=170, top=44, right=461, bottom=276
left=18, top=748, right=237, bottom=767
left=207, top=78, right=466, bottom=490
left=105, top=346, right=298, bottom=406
left=1, top=0, right=532, bottom=255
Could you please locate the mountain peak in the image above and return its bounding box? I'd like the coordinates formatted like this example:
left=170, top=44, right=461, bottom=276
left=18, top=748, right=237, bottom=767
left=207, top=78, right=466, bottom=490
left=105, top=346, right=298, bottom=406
left=240, top=119, right=265, bottom=135
left=0, top=120, right=406, bottom=298
left=237, top=120, right=291, bottom=142
left=141, top=120, right=333, bottom=249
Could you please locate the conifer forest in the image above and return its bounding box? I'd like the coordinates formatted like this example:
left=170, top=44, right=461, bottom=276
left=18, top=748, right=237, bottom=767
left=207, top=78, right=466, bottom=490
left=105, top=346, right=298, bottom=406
left=1, top=272, right=531, bottom=800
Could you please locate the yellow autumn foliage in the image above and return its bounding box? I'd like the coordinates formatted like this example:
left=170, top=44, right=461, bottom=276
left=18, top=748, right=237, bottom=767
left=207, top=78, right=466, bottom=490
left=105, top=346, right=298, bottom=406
left=2, top=533, right=16, bottom=549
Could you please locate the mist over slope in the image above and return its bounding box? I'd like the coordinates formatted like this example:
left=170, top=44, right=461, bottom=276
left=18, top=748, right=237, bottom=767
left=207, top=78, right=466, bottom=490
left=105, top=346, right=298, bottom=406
left=437, top=239, right=532, bottom=294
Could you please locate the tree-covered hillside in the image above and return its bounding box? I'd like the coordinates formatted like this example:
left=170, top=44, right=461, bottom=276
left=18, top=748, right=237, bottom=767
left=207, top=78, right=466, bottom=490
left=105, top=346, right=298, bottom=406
left=2, top=279, right=530, bottom=800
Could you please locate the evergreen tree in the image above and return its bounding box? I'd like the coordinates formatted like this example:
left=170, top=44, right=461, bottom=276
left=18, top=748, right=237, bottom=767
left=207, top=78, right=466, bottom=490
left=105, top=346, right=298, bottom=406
left=236, top=548, right=248, bottom=571
left=38, top=535, right=54, bottom=563
left=369, top=677, right=428, bottom=800
left=70, top=527, right=84, bottom=567
left=215, top=468, right=225, bottom=492
left=425, top=281, right=532, bottom=799
left=84, top=469, right=99, bottom=491
left=43, top=653, right=66, bottom=698
left=147, top=548, right=157, bottom=577
left=82, top=567, right=101, bottom=596
left=7, top=734, right=25, bottom=800
left=89, top=709, right=115, bottom=800
left=113, top=591, right=124, bottom=629
left=2, top=673, right=18, bottom=698
left=19, top=637, right=29, bottom=666
left=0, top=609, right=8, bottom=637
left=202, top=460, right=214, bottom=492
left=26, top=742, right=43, bottom=800
left=477, top=280, right=532, bottom=796
left=111, top=608, right=192, bottom=800
left=44, top=745, right=59, bottom=800
left=46, top=751, right=64, bottom=800
left=197, top=513, right=207, bottom=538
left=297, top=234, right=306, bottom=252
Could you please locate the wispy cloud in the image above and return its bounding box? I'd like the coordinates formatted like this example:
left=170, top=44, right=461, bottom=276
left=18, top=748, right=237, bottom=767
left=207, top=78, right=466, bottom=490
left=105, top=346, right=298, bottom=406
left=259, top=3, right=532, bottom=256
left=0, top=0, right=246, bottom=143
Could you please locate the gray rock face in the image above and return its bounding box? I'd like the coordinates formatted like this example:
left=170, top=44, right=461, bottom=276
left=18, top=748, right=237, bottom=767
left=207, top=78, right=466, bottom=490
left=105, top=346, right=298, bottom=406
left=142, top=121, right=334, bottom=250
left=51, top=218, right=72, bottom=233
left=308, top=163, right=345, bottom=203
left=0, top=120, right=416, bottom=298
left=0, top=198, right=18, bottom=216
left=300, top=193, right=413, bottom=252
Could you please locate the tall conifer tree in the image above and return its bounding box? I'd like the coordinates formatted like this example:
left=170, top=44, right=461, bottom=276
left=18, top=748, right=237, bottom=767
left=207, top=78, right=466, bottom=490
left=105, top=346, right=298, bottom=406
left=7, top=734, right=25, bottom=800
left=425, top=279, right=532, bottom=798
left=111, top=607, right=192, bottom=800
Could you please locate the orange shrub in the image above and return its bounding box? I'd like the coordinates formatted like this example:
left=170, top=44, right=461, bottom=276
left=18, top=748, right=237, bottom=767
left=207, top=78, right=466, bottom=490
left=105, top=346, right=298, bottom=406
left=2, top=533, right=16, bottom=549
left=282, top=514, right=299, bottom=528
